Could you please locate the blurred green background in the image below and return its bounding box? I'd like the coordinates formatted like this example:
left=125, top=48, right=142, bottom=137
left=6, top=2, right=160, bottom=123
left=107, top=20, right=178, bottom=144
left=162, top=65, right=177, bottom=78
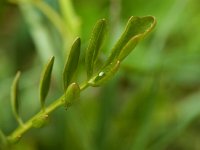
left=1, top=0, right=200, bottom=149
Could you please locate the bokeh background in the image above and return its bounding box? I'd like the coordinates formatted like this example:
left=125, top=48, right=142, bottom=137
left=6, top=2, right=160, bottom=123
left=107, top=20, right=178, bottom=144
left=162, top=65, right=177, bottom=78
left=1, top=0, right=200, bottom=149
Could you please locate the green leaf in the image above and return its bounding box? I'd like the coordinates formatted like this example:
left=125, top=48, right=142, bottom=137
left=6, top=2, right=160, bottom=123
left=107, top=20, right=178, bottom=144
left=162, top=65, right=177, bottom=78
left=85, top=19, right=107, bottom=78
left=64, top=82, right=80, bottom=109
left=118, top=34, right=141, bottom=61
left=105, top=16, right=156, bottom=65
left=39, top=56, right=55, bottom=110
left=88, top=60, right=120, bottom=86
left=63, top=37, right=81, bottom=90
left=11, top=71, right=23, bottom=125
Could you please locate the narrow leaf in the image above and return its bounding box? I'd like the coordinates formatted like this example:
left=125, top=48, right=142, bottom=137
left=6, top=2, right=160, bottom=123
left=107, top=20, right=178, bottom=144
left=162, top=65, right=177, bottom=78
left=39, top=56, right=55, bottom=110
left=88, top=60, right=120, bottom=86
left=11, top=71, right=23, bottom=125
left=118, top=34, right=142, bottom=61
left=85, top=19, right=107, bottom=78
left=63, top=37, right=81, bottom=90
left=148, top=91, right=200, bottom=150
left=105, top=16, right=156, bottom=65
left=64, top=82, right=80, bottom=109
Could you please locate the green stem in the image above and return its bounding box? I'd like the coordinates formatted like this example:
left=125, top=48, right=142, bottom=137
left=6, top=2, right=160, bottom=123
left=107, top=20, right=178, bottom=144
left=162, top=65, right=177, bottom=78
left=6, top=82, right=88, bottom=144
left=80, top=82, right=89, bottom=91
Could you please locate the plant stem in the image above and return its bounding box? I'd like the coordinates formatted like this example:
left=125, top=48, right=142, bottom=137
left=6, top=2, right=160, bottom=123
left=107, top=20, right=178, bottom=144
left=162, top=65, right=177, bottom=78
left=7, top=82, right=88, bottom=144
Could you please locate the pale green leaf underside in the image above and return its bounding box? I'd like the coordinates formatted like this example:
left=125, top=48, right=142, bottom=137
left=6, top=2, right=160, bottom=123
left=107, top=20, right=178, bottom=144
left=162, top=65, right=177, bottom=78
left=6, top=16, right=157, bottom=144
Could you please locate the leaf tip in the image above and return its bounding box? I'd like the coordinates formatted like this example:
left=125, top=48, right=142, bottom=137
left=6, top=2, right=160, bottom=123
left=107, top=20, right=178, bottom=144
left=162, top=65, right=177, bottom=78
left=74, top=37, right=81, bottom=46
left=39, top=56, right=55, bottom=111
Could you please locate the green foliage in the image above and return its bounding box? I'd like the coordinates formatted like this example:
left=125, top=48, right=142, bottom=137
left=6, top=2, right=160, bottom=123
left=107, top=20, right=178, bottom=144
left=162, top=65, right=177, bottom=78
left=1, top=0, right=200, bottom=149
left=105, top=16, right=156, bottom=65
left=3, top=15, right=156, bottom=146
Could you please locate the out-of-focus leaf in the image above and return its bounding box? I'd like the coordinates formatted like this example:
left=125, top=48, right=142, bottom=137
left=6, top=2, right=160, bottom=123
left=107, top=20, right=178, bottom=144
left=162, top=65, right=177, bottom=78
left=105, top=16, right=156, bottom=65
left=149, top=91, right=200, bottom=150
left=59, top=0, right=81, bottom=36
left=63, top=37, right=81, bottom=90
left=39, top=56, right=55, bottom=110
left=88, top=60, right=120, bottom=86
left=131, top=79, right=159, bottom=150
left=64, top=83, right=80, bottom=109
left=85, top=19, right=107, bottom=78
left=11, top=71, right=21, bottom=122
left=0, top=130, right=7, bottom=149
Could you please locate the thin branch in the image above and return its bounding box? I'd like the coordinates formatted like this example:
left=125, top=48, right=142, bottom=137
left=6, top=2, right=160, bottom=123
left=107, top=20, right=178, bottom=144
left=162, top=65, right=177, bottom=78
left=7, top=82, right=88, bottom=144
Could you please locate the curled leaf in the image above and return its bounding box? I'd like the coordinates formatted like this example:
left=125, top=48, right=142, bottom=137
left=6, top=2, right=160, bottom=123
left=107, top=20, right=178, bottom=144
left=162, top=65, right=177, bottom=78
left=39, top=56, right=55, bottom=110
left=64, top=83, right=80, bottom=109
left=105, top=16, right=156, bottom=65
left=11, top=71, right=23, bottom=125
left=88, top=60, right=120, bottom=87
left=63, top=37, right=81, bottom=90
left=85, top=19, right=107, bottom=78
